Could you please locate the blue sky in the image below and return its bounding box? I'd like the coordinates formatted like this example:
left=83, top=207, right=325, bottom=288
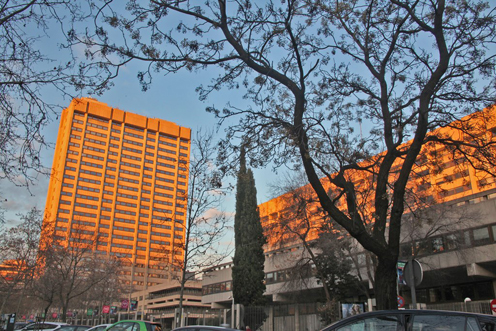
left=0, top=27, right=279, bottom=227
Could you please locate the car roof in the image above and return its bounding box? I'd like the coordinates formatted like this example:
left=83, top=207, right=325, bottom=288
left=111, top=321, right=160, bottom=324
left=20, top=322, right=69, bottom=330
left=173, top=326, right=241, bottom=331
left=25, top=323, right=69, bottom=326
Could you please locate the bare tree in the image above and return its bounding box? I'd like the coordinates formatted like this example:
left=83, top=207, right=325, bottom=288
left=0, top=207, right=43, bottom=316
left=31, top=272, right=58, bottom=320
left=82, top=268, right=126, bottom=323
left=171, top=129, right=231, bottom=326
left=33, top=224, right=122, bottom=322
left=267, top=168, right=487, bottom=310
left=74, top=0, right=496, bottom=309
left=266, top=174, right=361, bottom=311
left=0, top=1, right=111, bottom=185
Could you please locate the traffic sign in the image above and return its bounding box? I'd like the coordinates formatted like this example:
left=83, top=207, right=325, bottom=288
left=404, top=259, right=423, bottom=287
left=397, top=296, right=405, bottom=308
left=490, top=299, right=496, bottom=314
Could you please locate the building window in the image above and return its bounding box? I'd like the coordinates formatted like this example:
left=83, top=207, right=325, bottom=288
left=445, top=233, right=461, bottom=250
left=475, top=281, right=494, bottom=300
left=429, top=287, right=442, bottom=303
left=415, top=240, right=430, bottom=256
left=431, top=237, right=444, bottom=253
left=443, top=286, right=459, bottom=301
left=463, top=230, right=471, bottom=247
left=472, top=226, right=491, bottom=245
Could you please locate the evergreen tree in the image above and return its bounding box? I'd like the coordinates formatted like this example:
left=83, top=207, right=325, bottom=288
left=232, top=146, right=266, bottom=307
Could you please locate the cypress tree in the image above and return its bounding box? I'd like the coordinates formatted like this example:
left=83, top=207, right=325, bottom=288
left=232, top=146, right=267, bottom=307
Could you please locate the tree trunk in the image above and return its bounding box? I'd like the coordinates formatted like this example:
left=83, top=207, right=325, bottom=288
left=43, top=304, right=51, bottom=321
left=374, top=256, right=399, bottom=310
left=178, top=269, right=187, bottom=327
left=62, top=304, right=68, bottom=322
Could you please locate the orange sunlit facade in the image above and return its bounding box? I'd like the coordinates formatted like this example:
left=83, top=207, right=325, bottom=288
left=0, top=260, right=29, bottom=283
left=260, top=106, right=496, bottom=250
left=43, top=97, right=191, bottom=288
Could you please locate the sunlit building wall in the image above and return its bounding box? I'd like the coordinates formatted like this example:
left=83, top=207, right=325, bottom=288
left=260, top=106, right=496, bottom=250
left=43, top=97, right=191, bottom=289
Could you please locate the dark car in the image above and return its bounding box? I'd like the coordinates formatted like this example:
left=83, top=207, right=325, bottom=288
left=321, top=309, right=496, bottom=331
left=172, top=326, right=241, bottom=331
left=105, top=321, right=162, bottom=331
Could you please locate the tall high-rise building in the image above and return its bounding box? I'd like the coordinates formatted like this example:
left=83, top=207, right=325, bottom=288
left=43, top=97, right=191, bottom=288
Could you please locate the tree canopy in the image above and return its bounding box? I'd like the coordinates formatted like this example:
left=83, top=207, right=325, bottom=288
left=75, top=0, right=496, bottom=309
left=0, top=207, right=42, bottom=316
left=0, top=1, right=110, bottom=185
left=34, top=224, right=122, bottom=322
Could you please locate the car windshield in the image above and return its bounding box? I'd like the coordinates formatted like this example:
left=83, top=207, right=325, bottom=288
left=91, top=327, right=108, bottom=331
left=58, top=327, right=76, bottom=331
left=335, top=315, right=400, bottom=331
left=412, top=315, right=477, bottom=331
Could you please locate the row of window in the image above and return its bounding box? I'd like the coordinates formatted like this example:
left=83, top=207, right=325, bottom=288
left=399, top=222, right=496, bottom=257
left=202, top=281, right=232, bottom=295
left=203, top=222, right=496, bottom=296
left=71, top=120, right=187, bottom=153
left=151, top=231, right=172, bottom=237
left=408, top=281, right=494, bottom=303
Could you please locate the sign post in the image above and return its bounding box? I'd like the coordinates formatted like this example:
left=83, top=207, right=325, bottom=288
left=6, top=313, right=16, bottom=331
left=404, top=258, right=423, bottom=309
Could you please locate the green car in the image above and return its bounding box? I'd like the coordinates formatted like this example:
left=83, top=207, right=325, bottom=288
left=105, top=321, right=161, bottom=331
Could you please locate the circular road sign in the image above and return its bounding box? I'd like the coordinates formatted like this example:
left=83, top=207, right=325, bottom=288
left=404, top=259, right=423, bottom=287
left=490, top=299, right=496, bottom=313
left=397, top=296, right=405, bottom=308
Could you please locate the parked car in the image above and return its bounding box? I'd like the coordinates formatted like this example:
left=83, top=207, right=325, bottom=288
left=19, top=322, right=68, bottom=331
left=14, top=323, right=30, bottom=330
left=172, top=326, right=241, bottom=331
left=56, top=326, right=90, bottom=331
left=320, top=309, right=496, bottom=331
left=105, top=321, right=162, bottom=331
left=85, top=324, right=111, bottom=331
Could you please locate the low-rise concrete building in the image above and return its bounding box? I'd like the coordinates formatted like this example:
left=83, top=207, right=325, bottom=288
left=132, top=279, right=210, bottom=329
